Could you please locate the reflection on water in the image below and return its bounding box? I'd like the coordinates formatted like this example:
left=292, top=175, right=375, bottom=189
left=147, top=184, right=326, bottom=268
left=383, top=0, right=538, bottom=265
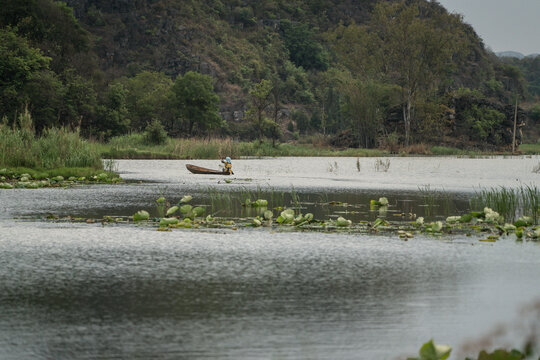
left=1, top=223, right=539, bottom=359
left=1, top=157, right=539, bottom=359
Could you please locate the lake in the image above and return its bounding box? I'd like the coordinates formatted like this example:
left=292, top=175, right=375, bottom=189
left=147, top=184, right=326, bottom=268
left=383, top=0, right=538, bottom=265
left=1, top=156, right=539, bottom=359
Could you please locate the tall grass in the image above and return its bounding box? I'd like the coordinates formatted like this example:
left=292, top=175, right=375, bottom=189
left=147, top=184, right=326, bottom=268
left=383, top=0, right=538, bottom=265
left=0, top=110, right=102, bottom=169
left=471, top=185, right=539, bottom=222
left=101, top=134, right=387, bottom=159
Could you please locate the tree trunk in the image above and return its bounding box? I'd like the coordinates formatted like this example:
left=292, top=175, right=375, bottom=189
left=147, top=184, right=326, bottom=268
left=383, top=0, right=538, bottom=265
left=403, top=90, right=412, bottom=147
left=258, top=111, right=263, bottom=143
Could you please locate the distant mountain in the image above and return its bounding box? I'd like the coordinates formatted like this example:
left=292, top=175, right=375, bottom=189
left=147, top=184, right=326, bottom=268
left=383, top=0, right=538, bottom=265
left=496, top=51, right=525, bottom=59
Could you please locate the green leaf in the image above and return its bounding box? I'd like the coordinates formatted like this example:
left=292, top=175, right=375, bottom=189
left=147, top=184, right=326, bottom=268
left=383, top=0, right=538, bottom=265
left=191, top=206, right=205, bottom=217
left=180, top=204, right=192, bottom=214
left=180, top=195, right=192, bottom=203
left=133, top=210, right=150, bottom=222
left=418, top=340, right=451, bottom=360
left=166, top=206, right=179, bottom=216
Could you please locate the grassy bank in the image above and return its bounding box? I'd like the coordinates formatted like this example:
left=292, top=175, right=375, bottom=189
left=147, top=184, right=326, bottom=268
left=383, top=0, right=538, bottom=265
left=99, top=134, right=540, bottom=159
left=519, top=143, right=540, bottom=155
left=1, top=112, right=103, bottom=170
left=99, top=134, right=387, bottom=159
left=0, top=111, right=113, bottom=188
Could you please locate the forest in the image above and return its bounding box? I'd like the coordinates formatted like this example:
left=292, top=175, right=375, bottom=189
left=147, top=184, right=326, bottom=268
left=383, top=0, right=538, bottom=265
left=1, top=0, right=539, bottom=151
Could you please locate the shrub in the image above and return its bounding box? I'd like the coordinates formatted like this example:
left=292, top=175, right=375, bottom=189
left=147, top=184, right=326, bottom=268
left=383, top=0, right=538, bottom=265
left=143, top=119, right=168, bottom=145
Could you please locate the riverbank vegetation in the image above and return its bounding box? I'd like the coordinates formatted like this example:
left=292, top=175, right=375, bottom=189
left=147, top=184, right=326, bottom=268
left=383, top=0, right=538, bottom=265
left=0, top=110, right=121, bottom=187
left=98, top=133, right=538, bottom=159
left=1, top=0, right=539, bottom=154
left=46, top=185, right=540, bottom=242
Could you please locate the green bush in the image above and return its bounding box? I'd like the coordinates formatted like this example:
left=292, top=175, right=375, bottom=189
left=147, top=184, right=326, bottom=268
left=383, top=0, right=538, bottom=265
left=143, top=119, right=168, bottom=145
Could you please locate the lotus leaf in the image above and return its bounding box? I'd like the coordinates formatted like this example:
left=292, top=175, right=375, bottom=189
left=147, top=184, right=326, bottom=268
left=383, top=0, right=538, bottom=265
left=52, top=176, right=64, bottom=182
left=336, top=216, right=352, bottom=227
left=502, top=223, right=516, bottom=232
left=416, top=217, right=424, bottom=225
left=0, top=183, right=13, bottom=189
left=417, top=340, right=451, bottom=360
left=20, top=176, right=30, bottom=182
left=514, top=216, right=533, bottom=227
left=303, top=213, right=313, bottom=222
left=378, top=197, right=389, bottom=206
left=191, top=207, right=205, bottom=217
left=21, top=173, right=31, bottom=179
left=97, top=173, right=108, bottom=180
left=68, top=176, right=77, bottom=181
left=278, top=209, right=295, bottom=224
left=156, top=197, right=166, bottom=204
left=133, top=210, right=150, bottom=222
left=166, top=206, right=179, bottom=216
left=459, top=214, right=473, bottom=223
left=515, top=228, right=524, bottom=239
left=180, top=204, right=192, bottom=214
left=180, top=195, right=192, bottom=203
left=159, top=217, right=179, bottom=226
left=263, top=210, right=273, bottom=220
left=254, top=199, right=268, bottom=207
left=445, top=216, right=461, bottom=224
left=205, top=215, right=214, bottom=223
left=294, top=215, right=304, bottom=224
left=24, top=182, right=39, bottom=189
left=373, top=218, right=389, bottom=229
left=252, top=218, right=262, bottom=227
left=431, top=221, right=443, bottom=232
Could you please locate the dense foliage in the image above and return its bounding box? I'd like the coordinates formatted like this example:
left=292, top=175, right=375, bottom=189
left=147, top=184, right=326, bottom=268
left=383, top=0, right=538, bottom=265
left=1, top=0, right=539, bottom=149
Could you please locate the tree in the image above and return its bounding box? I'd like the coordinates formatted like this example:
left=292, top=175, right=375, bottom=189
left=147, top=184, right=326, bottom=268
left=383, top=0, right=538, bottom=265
left=95, top=83, right=130, bottom=138
left=171, top=72, right=221, bottom=136
left=247, top=79, right=273, bottom=142
left=119, top=71, right=173, bottom=132
left=0, top=0, right=91, bottom=73
left=369, top=1, right=466, bottom=146
left=280, top=19, right=329, bottom=71
left=0, top=27, right=51, bottom=124
left=341, top=79, right=400, bottom=148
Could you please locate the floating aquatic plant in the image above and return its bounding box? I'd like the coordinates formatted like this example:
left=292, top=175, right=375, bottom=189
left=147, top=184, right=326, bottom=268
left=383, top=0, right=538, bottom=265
left=180, top=195, right=192, bottom=203
left=336, top=216, right=352, bottom=227
left=166, top=206, right=179, bottom=216
left=133, top=210, right=150, bottom=222
left=408, top=339, right=451, bottom=360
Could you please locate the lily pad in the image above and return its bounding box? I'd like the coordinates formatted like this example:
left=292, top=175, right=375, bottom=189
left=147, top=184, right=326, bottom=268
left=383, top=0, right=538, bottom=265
left=166, top=206, right=179, bottom=216
left=180, top=195, right=192, bottom=203
left=133, top=210, right=150, bottom=222
left=159, top=217, right=179, bottom=226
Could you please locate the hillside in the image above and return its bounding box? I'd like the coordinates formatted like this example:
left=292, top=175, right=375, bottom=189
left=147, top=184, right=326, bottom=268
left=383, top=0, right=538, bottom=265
left=1, top=0, right=538, bottom=148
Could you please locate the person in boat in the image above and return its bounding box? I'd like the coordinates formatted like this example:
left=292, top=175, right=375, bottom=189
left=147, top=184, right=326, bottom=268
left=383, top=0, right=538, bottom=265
left=221, top=157, right=232, bottom=174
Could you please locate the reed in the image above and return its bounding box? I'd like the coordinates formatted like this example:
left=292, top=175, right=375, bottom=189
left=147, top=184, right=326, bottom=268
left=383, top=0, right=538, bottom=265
left=0, top=112, right=102, bottom=169
left=471, top=185, right=539, bottom=222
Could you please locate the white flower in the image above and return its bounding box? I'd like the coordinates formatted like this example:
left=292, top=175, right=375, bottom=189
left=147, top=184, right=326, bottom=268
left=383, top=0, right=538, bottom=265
left=416, top=217, right=424, bottom=225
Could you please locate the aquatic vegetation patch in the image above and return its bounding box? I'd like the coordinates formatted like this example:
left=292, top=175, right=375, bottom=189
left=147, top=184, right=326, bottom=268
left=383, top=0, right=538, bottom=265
left=43, top=194, right=540, bottom=242
left=0, top=168, right=122, bottom=189
left=470, top=185, right=539, bottom=223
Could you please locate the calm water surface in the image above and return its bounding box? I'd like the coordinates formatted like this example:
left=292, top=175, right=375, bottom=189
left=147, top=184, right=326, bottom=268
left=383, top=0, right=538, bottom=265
left=1, top=157, right=539, bottom=359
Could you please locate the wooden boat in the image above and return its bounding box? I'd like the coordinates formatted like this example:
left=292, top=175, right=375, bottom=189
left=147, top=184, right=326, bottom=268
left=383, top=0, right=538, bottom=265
left=186, top=164, right=231, bottom=175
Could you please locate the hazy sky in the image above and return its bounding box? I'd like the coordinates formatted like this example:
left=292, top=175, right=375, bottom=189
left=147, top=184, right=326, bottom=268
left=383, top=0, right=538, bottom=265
left=437, top=0, right=540, bottom=55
